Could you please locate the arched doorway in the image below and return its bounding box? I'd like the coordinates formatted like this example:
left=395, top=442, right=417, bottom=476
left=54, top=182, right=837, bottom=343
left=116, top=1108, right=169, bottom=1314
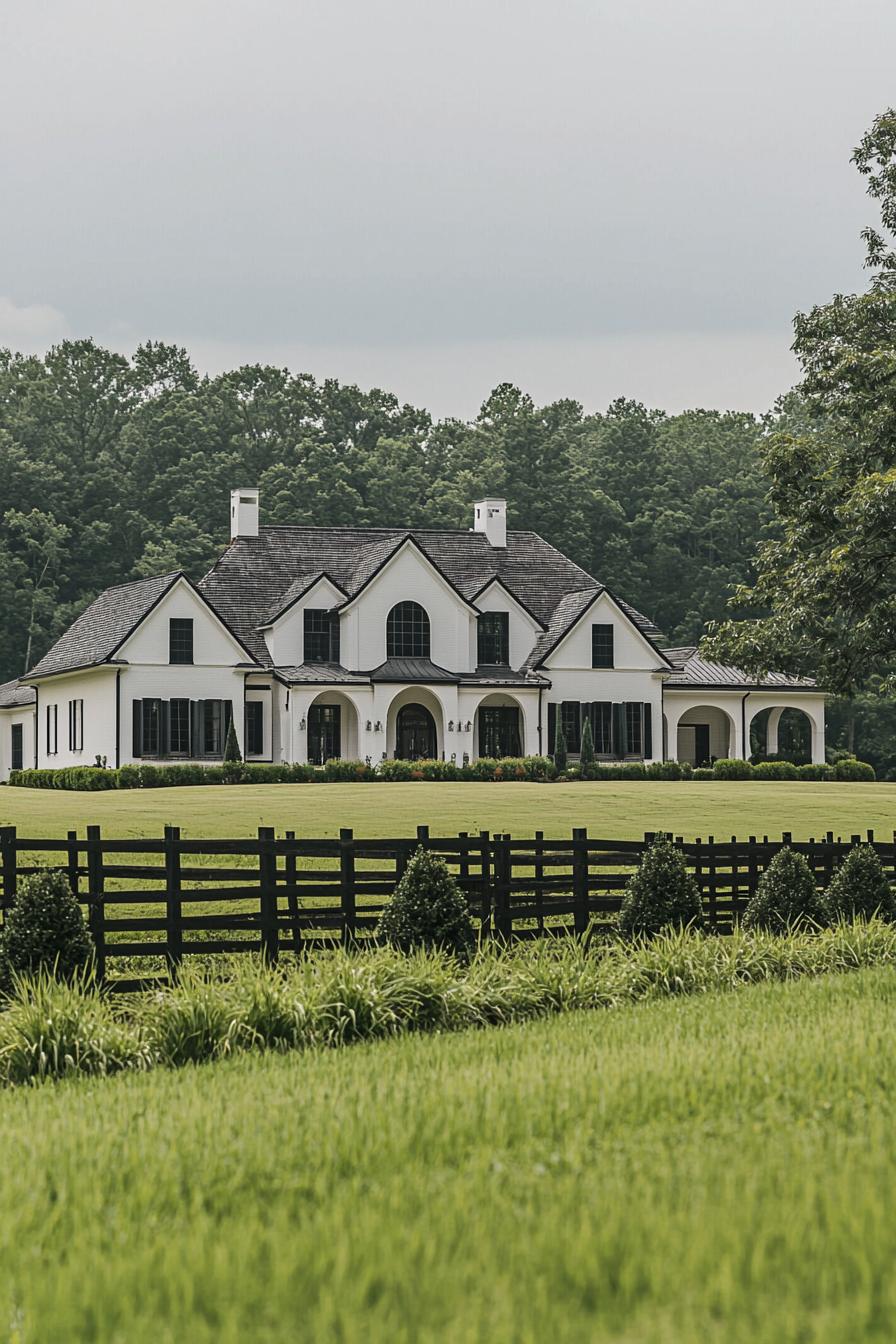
left=396, top=703, right=437, bottom=760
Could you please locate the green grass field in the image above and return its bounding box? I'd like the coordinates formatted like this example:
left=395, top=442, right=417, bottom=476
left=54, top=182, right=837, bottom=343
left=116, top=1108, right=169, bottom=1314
left=1, top=967, right=894, bottom=1342
left=2, top=779, right=894, bottom=841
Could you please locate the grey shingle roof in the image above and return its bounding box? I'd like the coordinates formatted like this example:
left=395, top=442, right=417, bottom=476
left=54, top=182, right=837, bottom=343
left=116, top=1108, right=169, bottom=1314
left=200, top=526, right=660, bottom=668
left=0, top=679, right=35, bottom=708
left=26, top=573, right=182, bottom=679
left=663, top=647, right=818, bottom=690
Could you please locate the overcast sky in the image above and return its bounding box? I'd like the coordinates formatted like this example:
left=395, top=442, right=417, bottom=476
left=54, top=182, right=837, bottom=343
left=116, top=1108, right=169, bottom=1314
left=1, top=0, right=893, bottom=419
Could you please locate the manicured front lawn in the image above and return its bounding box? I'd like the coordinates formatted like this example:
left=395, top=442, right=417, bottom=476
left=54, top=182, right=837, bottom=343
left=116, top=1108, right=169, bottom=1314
left=2, top=779, right=894, bottom=841
left=2, top=967, right=894, bottom=1341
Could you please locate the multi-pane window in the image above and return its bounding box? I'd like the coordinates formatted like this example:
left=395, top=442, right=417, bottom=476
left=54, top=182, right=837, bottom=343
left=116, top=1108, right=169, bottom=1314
left=68, top=699, right=84, bottom=751
left=308, top=704, right=341, bottom=764
left=625, top=702, right=643, bottom=756
left=560, top=701, right=581, bottom=753
left=386, top=601, right=430, bottom=658
left=10, top=724, right=23, bottom=772
left=46, top=704, right=58, bottom=755
left=588, top=702, right=613, bottom=754
left=169, top=618, right=194, bottom=664
left=169, top=699, right=191, bottom=756
left=246, top=701, right=264, bottom=756
left=478, top=706, right=520, bottom=757
left=477, top=612, right=509, bottom=666
left=591, top=624, right=614, bottom=668
left=304, top=609, right=340, bottom=664
left=202, top=700, right=223, bottom=756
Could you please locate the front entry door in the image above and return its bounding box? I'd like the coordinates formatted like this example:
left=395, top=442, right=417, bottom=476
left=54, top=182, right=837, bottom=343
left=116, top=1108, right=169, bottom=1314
left=396, top=704, right=437, bottom=760
left=693, top=723, right=711, bottom=766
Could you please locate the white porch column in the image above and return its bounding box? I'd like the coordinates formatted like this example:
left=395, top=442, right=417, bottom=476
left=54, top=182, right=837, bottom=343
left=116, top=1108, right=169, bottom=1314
left=766, top=706, right=784, bottom=755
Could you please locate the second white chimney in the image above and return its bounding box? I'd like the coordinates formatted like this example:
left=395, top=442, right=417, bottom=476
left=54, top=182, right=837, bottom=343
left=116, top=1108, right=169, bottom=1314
left=230, top=487, right=259, bottom=540
left=473, top=498, right=507, bottom=548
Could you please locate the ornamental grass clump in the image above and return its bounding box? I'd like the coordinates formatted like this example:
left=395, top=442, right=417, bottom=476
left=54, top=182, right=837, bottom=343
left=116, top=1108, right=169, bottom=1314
left=376, top=848, right=476, bottom=959
left=824, top=844, right=895, bottom=923
left=0, top=869, right=94, bottom=994
left=0, top=971, right=146, bottom=1085
left=741, top=847, right=827, bottom=933
left=617, top=835, right=703, bottom=938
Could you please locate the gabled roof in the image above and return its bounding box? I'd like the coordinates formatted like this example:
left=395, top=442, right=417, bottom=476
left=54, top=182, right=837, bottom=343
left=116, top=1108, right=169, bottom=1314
left=663, top=647, right=818, bottom=691
left=200, top=525, right=658, bottom=667
left=468, top=575, right=548, bottom=630
left=522, top=587, right=669, bottom=671
left=0, top=679, right=35, bottom=709
left=259, top=571, right=347, bottom=628
left=25, top=572, right=259, bottom=681
left=337, top=535, right=480, bottom=615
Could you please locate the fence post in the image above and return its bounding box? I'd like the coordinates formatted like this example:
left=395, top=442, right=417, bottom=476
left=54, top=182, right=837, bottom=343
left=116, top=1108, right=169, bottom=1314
left=66, top=830, right=79, bottom=902
left=258, top=826, right=279, bottom=964
left=0, top=825, right=17, bottom=922
left=417, top=824, right=430, bottom=850
left=572, top=827, right=589, bottom=935
left=164, top=825, right=183, bottom=979
left=707, top=835, right=717, bottom=929
left=284, top=829, right=301, bottom=956
left=340, top=828, right=356, bottom=947
left=85, top=825, right=106, bottom=983
left=534, top=830, right=545, bottom=934
left=494, top=834, right=512, bottom=939
left=479, top=830, right=492, bottom=937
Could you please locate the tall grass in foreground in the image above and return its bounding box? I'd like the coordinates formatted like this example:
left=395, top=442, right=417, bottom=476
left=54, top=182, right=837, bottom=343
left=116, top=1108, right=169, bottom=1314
left=3, top=919, right=896, bottom=1085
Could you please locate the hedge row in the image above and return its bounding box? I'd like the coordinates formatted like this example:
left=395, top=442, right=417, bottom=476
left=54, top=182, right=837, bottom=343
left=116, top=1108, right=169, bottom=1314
left=6, top=754, right=876, bottom=790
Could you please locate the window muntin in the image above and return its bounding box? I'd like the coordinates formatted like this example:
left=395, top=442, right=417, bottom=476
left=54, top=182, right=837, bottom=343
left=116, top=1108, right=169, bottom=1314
left=308, top=703, right=341, bottom=764
left=169, top=618, right=194, bottom=664
left=625, top=702, right=643, bottom=756
left=386, top=601, right=430, bottom=658
left=169, top=699, right=191, bottom=755
left=246, top=701, right=264, bottom=756
left=588, top=701, right=613, bottom=754
left=591, top=624, right=614, bottom=668
left=477, top=612, right=509, bottom=666
left=304, top=609, right=340, bottom=664
left=141, top=698, right=162, bottom=755
left=478, top=706, right=520, bottom=757
left=202, top=700, right=223, bottom=756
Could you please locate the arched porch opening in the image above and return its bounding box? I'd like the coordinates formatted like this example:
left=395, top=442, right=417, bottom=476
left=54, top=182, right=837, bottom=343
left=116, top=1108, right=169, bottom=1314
left=675, top=705, right=738, bottom=765
left=306, top=691, right=360, bottom=764
left=749, top=704, right=819, bottom=765
left=474, top=693, right=523, bottom=759
left=385, top=686, right=445, bottom=760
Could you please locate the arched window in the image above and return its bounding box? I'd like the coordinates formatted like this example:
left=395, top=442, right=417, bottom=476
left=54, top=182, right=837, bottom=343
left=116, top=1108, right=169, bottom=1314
left=387, top=601, right=430, bottom=658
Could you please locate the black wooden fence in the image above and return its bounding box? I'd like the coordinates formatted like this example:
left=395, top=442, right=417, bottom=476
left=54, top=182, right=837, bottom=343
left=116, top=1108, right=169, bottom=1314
left=0, top=824, right=893, bottom=989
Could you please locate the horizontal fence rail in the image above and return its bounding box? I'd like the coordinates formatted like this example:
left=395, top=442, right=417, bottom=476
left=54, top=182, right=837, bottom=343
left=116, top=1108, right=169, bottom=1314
left=1, top=824, right=893, bottom=990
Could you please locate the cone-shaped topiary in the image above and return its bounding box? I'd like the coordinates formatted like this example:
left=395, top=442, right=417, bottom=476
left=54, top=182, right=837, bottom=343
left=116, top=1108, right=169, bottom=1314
left=0, top=869, right=94, bottom=992
left=825, top=844, right=895, bottom=922
left=377, top=847, right=475, bottom=958
left=580, top=716, right=595, bottom=765
left=742, top=847, right=827, bottom=932
left=618, top=835, right=703, bottom=938
left=223, top=719, right=242, bottom=763
left=553, top=719, right=568, bottom=771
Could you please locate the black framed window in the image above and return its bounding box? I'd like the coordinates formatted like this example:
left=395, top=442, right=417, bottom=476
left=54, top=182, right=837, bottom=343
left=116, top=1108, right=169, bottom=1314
left=625, top=702, right=643, bottom=756
left=304, top=609, right=339, bottom=663
left=202, top=700, right=223, bottom=755
left=68, top=698, right=83, bottom=751
left=308, top=703, right=341, bottom=764
left=477, top=612, right=509, bottom=666
left=46, top=704, right=58, bottom=755
left=478, top=706, right=520, bottom=757
left=141, top=698, right=162, bottom=755
left=246, top=701, right=264, bottom=756
left=169, top=699, right=191, bottom=756
left=588, top=701, right=613, bottom=754
left=386, top=601, right=430, bottom=658
left=560, top=701, right=581, bottom=753
left=169, top=618, right=194, bottom=664
left=591, top=624, right=614, bottom=668
left=10, top=724, right=23, bottom=772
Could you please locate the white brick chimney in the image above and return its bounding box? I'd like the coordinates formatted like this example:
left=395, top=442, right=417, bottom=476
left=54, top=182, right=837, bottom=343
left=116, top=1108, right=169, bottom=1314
left=230, top=487, right=259, bottom=540
left=473, top=498, right=507, bottom=548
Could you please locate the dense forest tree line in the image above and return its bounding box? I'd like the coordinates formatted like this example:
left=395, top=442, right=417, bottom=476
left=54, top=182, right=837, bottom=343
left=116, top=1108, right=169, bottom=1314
left=0, top=338, right=892, bottom=770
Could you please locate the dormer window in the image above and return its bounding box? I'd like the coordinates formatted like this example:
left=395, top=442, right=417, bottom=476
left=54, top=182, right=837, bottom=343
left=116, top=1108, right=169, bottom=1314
left=304, top=609, right=340, bottom=664
left=477, top=611, right=509, bottom=666
left=387, top=601, right=430, bottom=658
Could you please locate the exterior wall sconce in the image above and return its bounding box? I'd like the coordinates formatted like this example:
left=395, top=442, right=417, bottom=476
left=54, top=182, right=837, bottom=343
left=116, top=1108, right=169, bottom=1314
left=374, top=720, right=382, bottom=731
left=299, top=716, right=306, bottom=730
left=448, top=719, right=455, bottom=731
left=366, top=720, right=372, bottom=730
left=465, top=720, right=472, bottom=732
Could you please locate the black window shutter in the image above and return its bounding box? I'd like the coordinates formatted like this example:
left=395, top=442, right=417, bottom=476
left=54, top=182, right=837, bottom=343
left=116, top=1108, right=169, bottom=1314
left=643, top=703, right=653, bottom=758
left=132, top=700, right=142, bottom=757
left=547, top=702, right=556, bottom=755
left=192, top=700, right=204, bottom=757
left=612, top=702, right=625, bottom=758
left=160, top=701, right=170, bottom=757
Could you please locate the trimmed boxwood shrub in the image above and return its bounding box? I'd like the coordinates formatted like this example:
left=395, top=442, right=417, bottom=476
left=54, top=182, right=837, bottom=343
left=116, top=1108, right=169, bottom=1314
left=825, top=844, right=895, bottom=922
left=646, top=760, right=683, bottom=780
left=753, top=760, right=799, bottom=781
left=376, top=847, right=475, bottom=958
left=713, top=758, right=754, bottom=780
left=617, top=835, right=703, bottom=938
left=742, top=848, right=827, bottom=932
left=832, top=757, right=876, bottom=782
left=692, top=766, right=714, bottom=779
left=798, top=762, right=834, bottom=781
left=321, top=758, right=377, bottom=782
left=0, top=869, right=94, bottom=992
